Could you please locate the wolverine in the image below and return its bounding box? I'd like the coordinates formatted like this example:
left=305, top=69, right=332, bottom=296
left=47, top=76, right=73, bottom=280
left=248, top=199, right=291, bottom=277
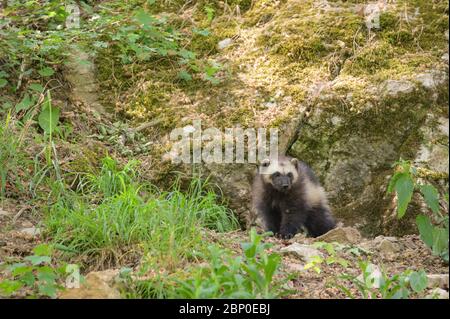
left=252, top=156, right=336, bottom=238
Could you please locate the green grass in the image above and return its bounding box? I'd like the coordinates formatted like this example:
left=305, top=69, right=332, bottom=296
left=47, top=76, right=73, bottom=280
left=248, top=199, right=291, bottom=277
left=44, top=157, right=240, bottom=268
left=0, top=112, right=29, bottom=197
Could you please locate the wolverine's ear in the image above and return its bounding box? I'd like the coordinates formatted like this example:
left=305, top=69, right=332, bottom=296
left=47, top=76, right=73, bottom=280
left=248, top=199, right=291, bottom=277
left=290, top=158, right=299, bottom=169
left=260, top=158, right=271, bottom=167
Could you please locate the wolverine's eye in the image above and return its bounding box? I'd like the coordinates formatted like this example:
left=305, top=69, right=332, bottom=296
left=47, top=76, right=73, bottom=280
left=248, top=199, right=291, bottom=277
left=272, top=172, right=280, bottom=178
left=287, top=172, right=293, bottom=178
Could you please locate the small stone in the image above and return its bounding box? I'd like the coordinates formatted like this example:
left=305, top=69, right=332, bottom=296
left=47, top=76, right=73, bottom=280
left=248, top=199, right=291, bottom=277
left=263, top=101, right=277, bottom=108
left=416, top=73, right=437, bottom=89
left=22, top=221, right=33, bottom=228
left=336, top=40, right=346, bottom=48
left=427, top=274, right=449, bottom=289
left=58, top=269, right=121, bottom=299
left=314, top=227, right=362, bottom=244
left=217, top=38, right=233, bottom=50
left=427, top=288, right=449, bottom=299
left=383, top=80, right=414, bottom=96
left=373, top=235, right=398, bottom=243
left=377, top=238, right=400, bottom=259
left=280, top=243, right=323, bottom=263
left=20, top=227, right=40, bottom=236
left=285, top=262, right=305, bottom=272
left=0, top=241, right=7, bottom=247
left=0, top=209, right=11, bottom=217
left=291, top=232, right=309, bottom=243
left=330, top=116, right=342, bottom=126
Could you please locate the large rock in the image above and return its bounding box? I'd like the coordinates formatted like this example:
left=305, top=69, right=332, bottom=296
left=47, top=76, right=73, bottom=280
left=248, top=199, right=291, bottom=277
left=58, top=269, right=121, bottom=299
left=427, top=274, right=449, bottom=290
left=280, top=243, right=323, bottom=263
left=290, top=71, right=448, bottom=236
left=427, top=288, right=449, bottom=299
left=376, top=237, right=400, bottom=260
left=313, top=227, right=362, bottom=244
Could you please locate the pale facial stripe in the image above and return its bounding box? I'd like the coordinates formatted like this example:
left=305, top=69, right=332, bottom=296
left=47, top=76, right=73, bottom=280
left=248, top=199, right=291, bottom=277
left=260, top=160, right=299, bottom=184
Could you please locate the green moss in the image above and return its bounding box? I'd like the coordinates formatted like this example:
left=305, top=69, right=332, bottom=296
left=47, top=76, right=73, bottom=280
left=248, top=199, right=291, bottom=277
left=379, top=11, right=399, bottom=31
left=126, top=81, right=181, bottom=130
left=262, top=10, right=364, bottom=67
left=349, top=41, right=394, bottom=76
left=189, top=21, right=240, bottom=56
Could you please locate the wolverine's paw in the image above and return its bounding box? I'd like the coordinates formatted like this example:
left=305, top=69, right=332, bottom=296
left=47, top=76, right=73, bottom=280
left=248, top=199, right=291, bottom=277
left=278, top=232, right=295, bottom=240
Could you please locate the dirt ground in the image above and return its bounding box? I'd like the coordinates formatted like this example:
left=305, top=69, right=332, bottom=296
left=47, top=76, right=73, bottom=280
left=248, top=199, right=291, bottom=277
left=1, top=200, right=448, bottom=299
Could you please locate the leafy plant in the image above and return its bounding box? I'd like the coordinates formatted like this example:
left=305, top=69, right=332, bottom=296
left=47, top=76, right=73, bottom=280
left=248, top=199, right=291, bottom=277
left=336, top=261, right=429, bottom=299
left=303, top=242, right=350, bottom=274
left=128, top=228, right=283, bottom=299
left=38, top=92, right=60, bottom=136
left=0, top=244, right=79, bottom=299
left=387, top=160, right=448, bottom=262
left=204, top=5, right=215, bottom=23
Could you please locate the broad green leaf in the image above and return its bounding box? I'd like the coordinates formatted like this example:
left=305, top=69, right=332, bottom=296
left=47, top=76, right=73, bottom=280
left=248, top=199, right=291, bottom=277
left=177, top=70, right=192, bottom=81
left=38, top=283, right=58, bottom=298
left=394, top=173, right=414, bottom=218
left=24, top=255, right=51, bottom=266
left=8, top=262, right=27, bottom=272
left=38, top=94, right=59, bottom=134
left=37, top=267, right=58, bottom=284
left=0, top=280, right=23, bottom=296
left=29, top=83, right=44, bottom=93
left=241, top=242, right=256, bottom=259
left=21, top=272, right=36, bottom=287
left=432, top=227, right=448, bottom=257
left=11, top=265, right=33, bottom=277
left=38, top=67, right=54, bottom=77
left=409, top=270, right=428, bottom=293
left=134, top=10, right=155, bottom=26
left=15, top=94, right=34, bottom=112
left=387, top=172, right=401, bottom=194
left=0, top=78, right=7, bottom=88
left=391, top=286, right=410, bottom=299
left=419, top=184, right=440, bottom=214
left=264, top=254, right=280, bottom=283
left=416, top=214, right=433, bottom=248
left=178, top=49, right=196, bottom=60
left=363, top=263, right=383, bottom=289
left=33, top=244, right=53, bottom=256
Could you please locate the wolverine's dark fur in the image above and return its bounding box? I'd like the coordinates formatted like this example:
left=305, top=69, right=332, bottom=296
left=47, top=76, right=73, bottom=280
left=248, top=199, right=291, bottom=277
left=252, top=156, right=336, bottom=238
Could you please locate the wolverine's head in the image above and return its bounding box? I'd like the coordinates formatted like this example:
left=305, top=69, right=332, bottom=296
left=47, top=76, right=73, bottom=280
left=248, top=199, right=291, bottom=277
left=259, top=156, right=299, bottom=192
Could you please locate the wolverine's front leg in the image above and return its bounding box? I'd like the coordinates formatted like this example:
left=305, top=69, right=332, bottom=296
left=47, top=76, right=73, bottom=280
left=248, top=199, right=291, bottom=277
left=279, top=210, right=305, bottom=239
